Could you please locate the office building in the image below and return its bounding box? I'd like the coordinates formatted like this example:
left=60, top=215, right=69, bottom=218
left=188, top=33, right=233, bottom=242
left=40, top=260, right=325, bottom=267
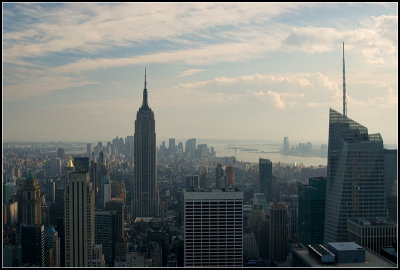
left=95, top=211, right=120, bottom=266
left=283, top=137, right=289, bottom=155
left=324, top=109, right=387, bottom=243
left=133, top=69, right=158, bottom=218
left=64, top=172, right=96, bottom=267
left=225, top=166, right=234, bottom=187
left=45, top=226, right=60, bottom=267
left=74, top=157, right=90, bottom=173
left=269, top=203, right=288, bottom=264
left=22, top=173, right=41, bottom=225
left=185, top=138, right=196, bottom=157
left=215, top=164, right=225, bottom=189
left=184, top=190, right=243, bottom=267
left=185, top=175, right=200, bottom=189
left=298, top=177, right=326, bottom=246
left=21, top=224, right=45, bottom=267
left=259, top=158, right=272, bottom=203
left=347, top=217, right=397, bottom=254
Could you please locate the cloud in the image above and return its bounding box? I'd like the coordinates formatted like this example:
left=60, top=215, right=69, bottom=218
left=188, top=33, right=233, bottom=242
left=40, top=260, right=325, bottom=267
left=177, top=69, right=205, bottom=77
left=3, top=76, right=100, bottom=101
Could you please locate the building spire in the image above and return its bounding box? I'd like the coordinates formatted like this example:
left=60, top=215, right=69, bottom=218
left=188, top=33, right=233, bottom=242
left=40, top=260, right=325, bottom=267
left=343, top=42, right=347, bottom=117
left=142, top=67, right=148, bottom=108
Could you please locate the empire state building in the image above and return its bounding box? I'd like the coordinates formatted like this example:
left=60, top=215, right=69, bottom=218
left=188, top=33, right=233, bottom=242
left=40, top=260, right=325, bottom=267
left=133, top=69, right=159, bottom=218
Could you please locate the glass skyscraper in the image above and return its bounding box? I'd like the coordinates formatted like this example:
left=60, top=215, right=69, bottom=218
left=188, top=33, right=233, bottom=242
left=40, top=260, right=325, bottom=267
left=324, top=108, right=387, bottom=243
left=298, top=176, right=326, bottom=246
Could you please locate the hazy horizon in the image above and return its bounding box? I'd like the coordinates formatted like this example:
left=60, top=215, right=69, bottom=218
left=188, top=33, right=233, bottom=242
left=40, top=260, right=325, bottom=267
left=3, top=3, right=398, bottom=145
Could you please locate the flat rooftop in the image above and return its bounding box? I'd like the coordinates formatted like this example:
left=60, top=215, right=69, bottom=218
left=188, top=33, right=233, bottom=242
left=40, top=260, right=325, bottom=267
left=328, top=242, right=364, bottom=251
left=293, top=247, right=396, bottom=267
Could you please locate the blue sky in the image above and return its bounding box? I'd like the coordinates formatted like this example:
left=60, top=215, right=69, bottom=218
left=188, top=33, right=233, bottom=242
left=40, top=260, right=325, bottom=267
left=3, top=3, right=398, bottom=145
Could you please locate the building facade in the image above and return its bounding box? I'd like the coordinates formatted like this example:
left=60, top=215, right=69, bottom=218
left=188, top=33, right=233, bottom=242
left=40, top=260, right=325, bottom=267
left=22, top=173, right=41, bottom=225
left=184, top=190, right=243, bottom=267
left=64, top=172, right=96, bottom=267
left=269, top=203, right=288, bottom=264
left=347, top=217, right=397, bottom=254
left=298, top=177, right=326, bottom=246
left=259, top=158, right=272, bottom=203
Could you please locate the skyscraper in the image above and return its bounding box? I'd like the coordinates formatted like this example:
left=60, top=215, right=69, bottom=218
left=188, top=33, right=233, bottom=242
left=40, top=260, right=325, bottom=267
left=324, top=108, right=387, bottom=243
left=133, top=69, right=158, bottom=218
left=269, top=203, right=288, bottom=265
left=298, top=177, right=326, bottom=246
left=259, top=158, right=272, bottom=203
left=184, top=190, right=243, bottom=267
left=22, top=173, right=41, bottom=225
left=21, top=224, right=45, bottom=267
left=64, top=172, right=96, bottom=267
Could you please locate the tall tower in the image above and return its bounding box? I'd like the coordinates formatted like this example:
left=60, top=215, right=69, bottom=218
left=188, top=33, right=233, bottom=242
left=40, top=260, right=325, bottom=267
left=259, top=158, right=272, bottom=203
left=64, top=172, right=96, bottom=267
left=269, top=203, right=288, bottom=264
left=324, top=109, right=387, bottom=243
left=133, top=69, right=158, bottom=218
left=22, top=173, right=41, bottom=225
left=343, top=42, right=347, bottom=117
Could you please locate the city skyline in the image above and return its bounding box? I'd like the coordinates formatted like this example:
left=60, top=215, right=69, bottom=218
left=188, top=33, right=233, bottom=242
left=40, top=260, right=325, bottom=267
left=3, top=3, right=398, bottom=144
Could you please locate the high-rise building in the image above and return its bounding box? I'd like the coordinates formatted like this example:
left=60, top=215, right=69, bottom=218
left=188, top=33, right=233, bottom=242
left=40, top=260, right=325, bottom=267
left=45, top=226, right=61, bottom=267
left=215, top=164, right=225, bottom=189
left=169, top=138, right=176, bottom=155
left=283, top=137, right=289, bottom=155
left=383, top=149, right=397, bottom=220
left=225, top=166, right=234, bottom=187
left=21, top=224, right=45, bottom=267
left=259, top=158, right=272, bottom=203
left=64, top=172, right=96, bottom=267
left=74, top=157, right=89, bottom=173
left=185, top=138, right=196, bottom=158
left=184, top=190, right=243, bottom=267
left=324, top=108, right=387, bottom=243
left=22, top=173, right=41, bottom=225
left=95, top=211, right=120, bottom=266
left=269, top=203, right=288, bottom=265
left=133, top=69, right=158, bottom=218
left=185, top=175, right=200, bottom=189
left=298, top=177, right=326, bottom=246
left=87, top=143, right=92, bottom=159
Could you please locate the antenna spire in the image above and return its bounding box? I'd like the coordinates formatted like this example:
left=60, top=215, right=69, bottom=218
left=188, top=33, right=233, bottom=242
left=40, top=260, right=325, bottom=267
left=142, top=67, right=148, bottom=108
left=145, top=67, right=147, bottom=90
left=343, top=42, right=347, bottom=117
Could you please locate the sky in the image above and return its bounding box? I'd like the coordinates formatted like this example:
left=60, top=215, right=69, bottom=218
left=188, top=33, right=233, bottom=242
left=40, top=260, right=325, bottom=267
left=2, top=2, right=398, bottom=145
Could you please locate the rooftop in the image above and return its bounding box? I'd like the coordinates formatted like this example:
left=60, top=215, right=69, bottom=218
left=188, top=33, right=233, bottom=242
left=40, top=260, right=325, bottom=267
left=293, top=245, right=396, bottom=267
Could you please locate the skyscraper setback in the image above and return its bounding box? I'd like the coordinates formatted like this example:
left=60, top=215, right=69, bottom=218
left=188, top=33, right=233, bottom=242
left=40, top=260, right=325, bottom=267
left=133, top=69, right=159, bottom=218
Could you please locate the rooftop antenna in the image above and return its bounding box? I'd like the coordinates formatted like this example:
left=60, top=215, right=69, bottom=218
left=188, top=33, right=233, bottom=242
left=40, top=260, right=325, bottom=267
left=144, top=67, right=147, bottom=90
left=343, top=42, right=347, bottom=117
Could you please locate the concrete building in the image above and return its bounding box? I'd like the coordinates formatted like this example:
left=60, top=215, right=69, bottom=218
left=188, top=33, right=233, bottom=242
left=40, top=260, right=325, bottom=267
left=184, top=189, right=243, bottom=267
left=259, top=158, right=272, bottom=203
left=64, top=172, right=97, bottom=267
left=22, top=173, right=41, bottom=225
left=269, top=203, right=288, bottom=264
left=347, top=217, right=397, bottom=254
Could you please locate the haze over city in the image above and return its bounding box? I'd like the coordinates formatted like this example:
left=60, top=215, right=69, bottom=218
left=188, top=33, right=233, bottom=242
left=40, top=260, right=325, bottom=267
left=3, top=2, right=398, bottom=145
